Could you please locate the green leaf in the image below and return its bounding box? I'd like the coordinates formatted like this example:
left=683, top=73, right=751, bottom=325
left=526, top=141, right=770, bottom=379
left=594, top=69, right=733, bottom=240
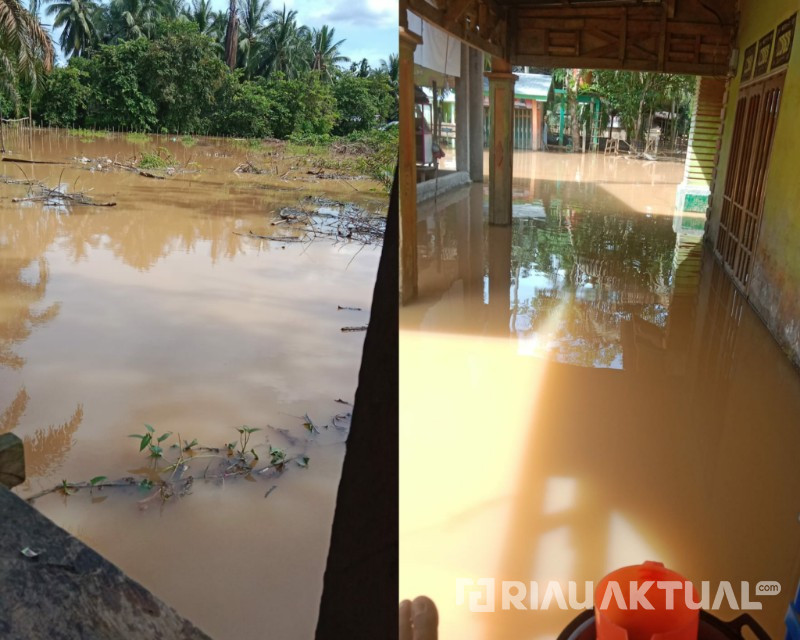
left=149, top=445, right=163, bottom=458
left=144, top=424, right=155, bottom=433
left=157, top=431, right=173, bottom=443
left=251, top=449, right=259, bottom=461
left=89, top=476, right=107, bottom=486
left=244, top=427, right=261, bottom=434
left=303, top=414, right=318, bottom=433
left=296, top=456, right=309, bottom=468
left=129, top=434, right=144, bottom=440
left=139, top=433, right=152, bottom=451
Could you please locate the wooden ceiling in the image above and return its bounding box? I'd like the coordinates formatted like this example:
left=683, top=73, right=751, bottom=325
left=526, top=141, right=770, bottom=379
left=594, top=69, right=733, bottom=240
left=402, top=0, right=737, bottom=75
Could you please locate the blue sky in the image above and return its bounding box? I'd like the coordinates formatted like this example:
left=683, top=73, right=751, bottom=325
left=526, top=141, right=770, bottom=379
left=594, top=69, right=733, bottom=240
left=48, top=0, right=397, bottom=68
left=244, top=0, right=398, bottom=66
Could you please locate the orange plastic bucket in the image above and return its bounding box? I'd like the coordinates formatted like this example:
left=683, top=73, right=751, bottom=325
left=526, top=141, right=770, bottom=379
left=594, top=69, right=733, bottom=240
left=595, top=561, right=700, bottom=640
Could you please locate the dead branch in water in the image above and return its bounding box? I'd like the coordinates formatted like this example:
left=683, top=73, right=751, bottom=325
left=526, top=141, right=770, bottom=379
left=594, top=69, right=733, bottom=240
left=233, top=230, right=307, bottom=242
left=111, top=159, right=166, bottom=179
left=3, top=174, right=116, bottom=207
left=241, top=200, right=385, bottom=248
left=2, top=157, right=69, bottom=165
left=340, top=326, right=368, bottom=332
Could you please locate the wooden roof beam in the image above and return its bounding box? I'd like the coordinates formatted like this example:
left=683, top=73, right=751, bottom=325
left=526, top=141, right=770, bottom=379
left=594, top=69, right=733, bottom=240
left=405, top=0, right=509, bottom=58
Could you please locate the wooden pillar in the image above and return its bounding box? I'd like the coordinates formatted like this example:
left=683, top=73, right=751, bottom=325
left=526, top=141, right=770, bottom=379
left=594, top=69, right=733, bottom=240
left=531, top=101, right=542, bottom=151
left=468, top=46, right=484, bottom=182
left=486, top=57, right=517, bottom=226
left=399, top=27, right=422, bottom=304
left=455, top=43, right=470, bottom=172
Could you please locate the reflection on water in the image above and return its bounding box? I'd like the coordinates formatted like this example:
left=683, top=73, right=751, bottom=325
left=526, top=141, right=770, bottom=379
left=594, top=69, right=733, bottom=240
left=400, top=153, right=800, bottom=640
left=0, top=130, right=384, bottom=640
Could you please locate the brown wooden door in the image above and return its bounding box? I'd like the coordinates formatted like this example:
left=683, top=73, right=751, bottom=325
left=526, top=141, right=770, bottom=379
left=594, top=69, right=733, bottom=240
left=715, top=72, right=785, bottom=290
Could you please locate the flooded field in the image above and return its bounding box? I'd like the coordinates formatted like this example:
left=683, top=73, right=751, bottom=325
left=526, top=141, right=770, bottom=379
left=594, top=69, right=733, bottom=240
left=0, top=129, right=386, bottom=639
left=401, top=152, right=800, bottom=639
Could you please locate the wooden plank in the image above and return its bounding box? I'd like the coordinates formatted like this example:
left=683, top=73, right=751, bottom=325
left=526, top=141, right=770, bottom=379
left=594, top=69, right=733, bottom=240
left=514, top=5, right=662, bottom=20
left=444, top=0, right=474, bottom=24
left=406, top=0, right=505, bottom=57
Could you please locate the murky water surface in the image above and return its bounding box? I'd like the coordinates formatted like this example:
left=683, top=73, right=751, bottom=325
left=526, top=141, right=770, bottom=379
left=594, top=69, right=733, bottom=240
left=0, top=129, right=385, bottom=639
left=401, top=152, right=800, bottom=639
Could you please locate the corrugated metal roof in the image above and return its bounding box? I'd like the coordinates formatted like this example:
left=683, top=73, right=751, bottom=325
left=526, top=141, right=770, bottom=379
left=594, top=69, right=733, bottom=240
left=489, top=73, right=553, bottom=101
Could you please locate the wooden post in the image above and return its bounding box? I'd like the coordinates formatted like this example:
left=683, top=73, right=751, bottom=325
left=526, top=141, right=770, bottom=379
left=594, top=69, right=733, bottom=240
left=399, top=26, right=423, bottom=304
left=486, top=57, right=516, bottom=226
left=531, top=101, right=542, bottom=151
left=468, top=47, right=484, bottom=182
left=0, top=433, right=25, bottom=489
left=455, top=43, right=470, bottom=172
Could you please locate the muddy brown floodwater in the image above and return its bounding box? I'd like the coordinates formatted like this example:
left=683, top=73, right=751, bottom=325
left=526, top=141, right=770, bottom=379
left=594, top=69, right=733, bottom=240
left=401, top=152, right=800, bottom=640
left=0, top=128, right=386, bottom=639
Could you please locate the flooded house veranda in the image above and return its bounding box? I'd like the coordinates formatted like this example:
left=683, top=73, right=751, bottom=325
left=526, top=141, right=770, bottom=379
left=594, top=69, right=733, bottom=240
left=399, top=151, right=800, bottom=640
left=0, top=128, right=387, bottom=639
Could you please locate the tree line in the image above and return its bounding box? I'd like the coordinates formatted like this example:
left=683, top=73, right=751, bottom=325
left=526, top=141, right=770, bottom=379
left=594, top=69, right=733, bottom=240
left=0, top=0, right=398, bottom=140
left=545, top=68, right=696, bottom=152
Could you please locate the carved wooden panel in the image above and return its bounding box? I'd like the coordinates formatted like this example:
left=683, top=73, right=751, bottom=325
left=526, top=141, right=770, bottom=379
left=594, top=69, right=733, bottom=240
left=512, top=5, right=732, bottom=74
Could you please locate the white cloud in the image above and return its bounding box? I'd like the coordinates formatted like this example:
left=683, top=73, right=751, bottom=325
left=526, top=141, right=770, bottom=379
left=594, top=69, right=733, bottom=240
left=312, top=0, right=397, bottom=29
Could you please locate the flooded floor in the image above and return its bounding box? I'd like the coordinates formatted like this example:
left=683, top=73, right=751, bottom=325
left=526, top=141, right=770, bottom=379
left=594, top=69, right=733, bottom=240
left=400, top=152, right=800, bottom=639
left=0, top=129, right=386, bottom=639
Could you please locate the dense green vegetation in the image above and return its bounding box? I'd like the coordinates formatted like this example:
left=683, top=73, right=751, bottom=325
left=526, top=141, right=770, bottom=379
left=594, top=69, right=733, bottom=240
left=3, top=0, right=397, bottom=143
left=545, top=68, right=696, bottom=152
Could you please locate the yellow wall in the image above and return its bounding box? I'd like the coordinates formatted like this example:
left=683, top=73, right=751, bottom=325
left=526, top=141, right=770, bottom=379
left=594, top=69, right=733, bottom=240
left=711, top=0, right=800, bottom=364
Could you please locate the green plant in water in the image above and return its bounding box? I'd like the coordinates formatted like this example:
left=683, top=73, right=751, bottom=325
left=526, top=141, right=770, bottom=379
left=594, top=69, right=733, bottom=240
left=126, top=132, right=151, bottom=144
left=181, top=135, right=197, bottom=147
left=232, top=138, right=263, bottom=150
left=236, top=426, right=261, bottom=456
left=129, top=423, right=172, bottom=459
left=269, top=445, right=286, bottom=467
left=28, top=413, right=329, bottom=507
left=67, top=129, right=111, bottom=142
left=138, top=147, right=176, bottom=169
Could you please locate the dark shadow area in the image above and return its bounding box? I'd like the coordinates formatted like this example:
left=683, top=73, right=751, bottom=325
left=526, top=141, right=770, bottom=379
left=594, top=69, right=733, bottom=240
left=316, top=170, right=398, bottom=639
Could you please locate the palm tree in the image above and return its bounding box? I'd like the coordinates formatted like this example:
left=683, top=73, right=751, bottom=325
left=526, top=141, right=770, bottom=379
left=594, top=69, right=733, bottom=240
left=47, top=0, right=98, bottom=57
left=183, top=0, right=213, bottom=35
left=207, top=8, right=225, bottom=41
left=310, top=24, right=347, bottom=81
left=223, top=0, right=236, bottom=69
left=102, top=0, right=163, bottom=41
left=258, top=5, right=309, bottom=78
left=379, top=53, right=398, bottom=87
left=0, top=0, right=53, bottom=148
left=237, top=0, right=269, bottom=74
left=157, top=0, right=183, bottom=20
left=350, top=57, right=369, bottom=77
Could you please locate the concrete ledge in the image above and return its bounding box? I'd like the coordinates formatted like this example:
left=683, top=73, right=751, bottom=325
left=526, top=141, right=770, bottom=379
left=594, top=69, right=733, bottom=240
left=416, top=171, right=472, bottom=202
left=0, top=488, right=213, bottom=639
